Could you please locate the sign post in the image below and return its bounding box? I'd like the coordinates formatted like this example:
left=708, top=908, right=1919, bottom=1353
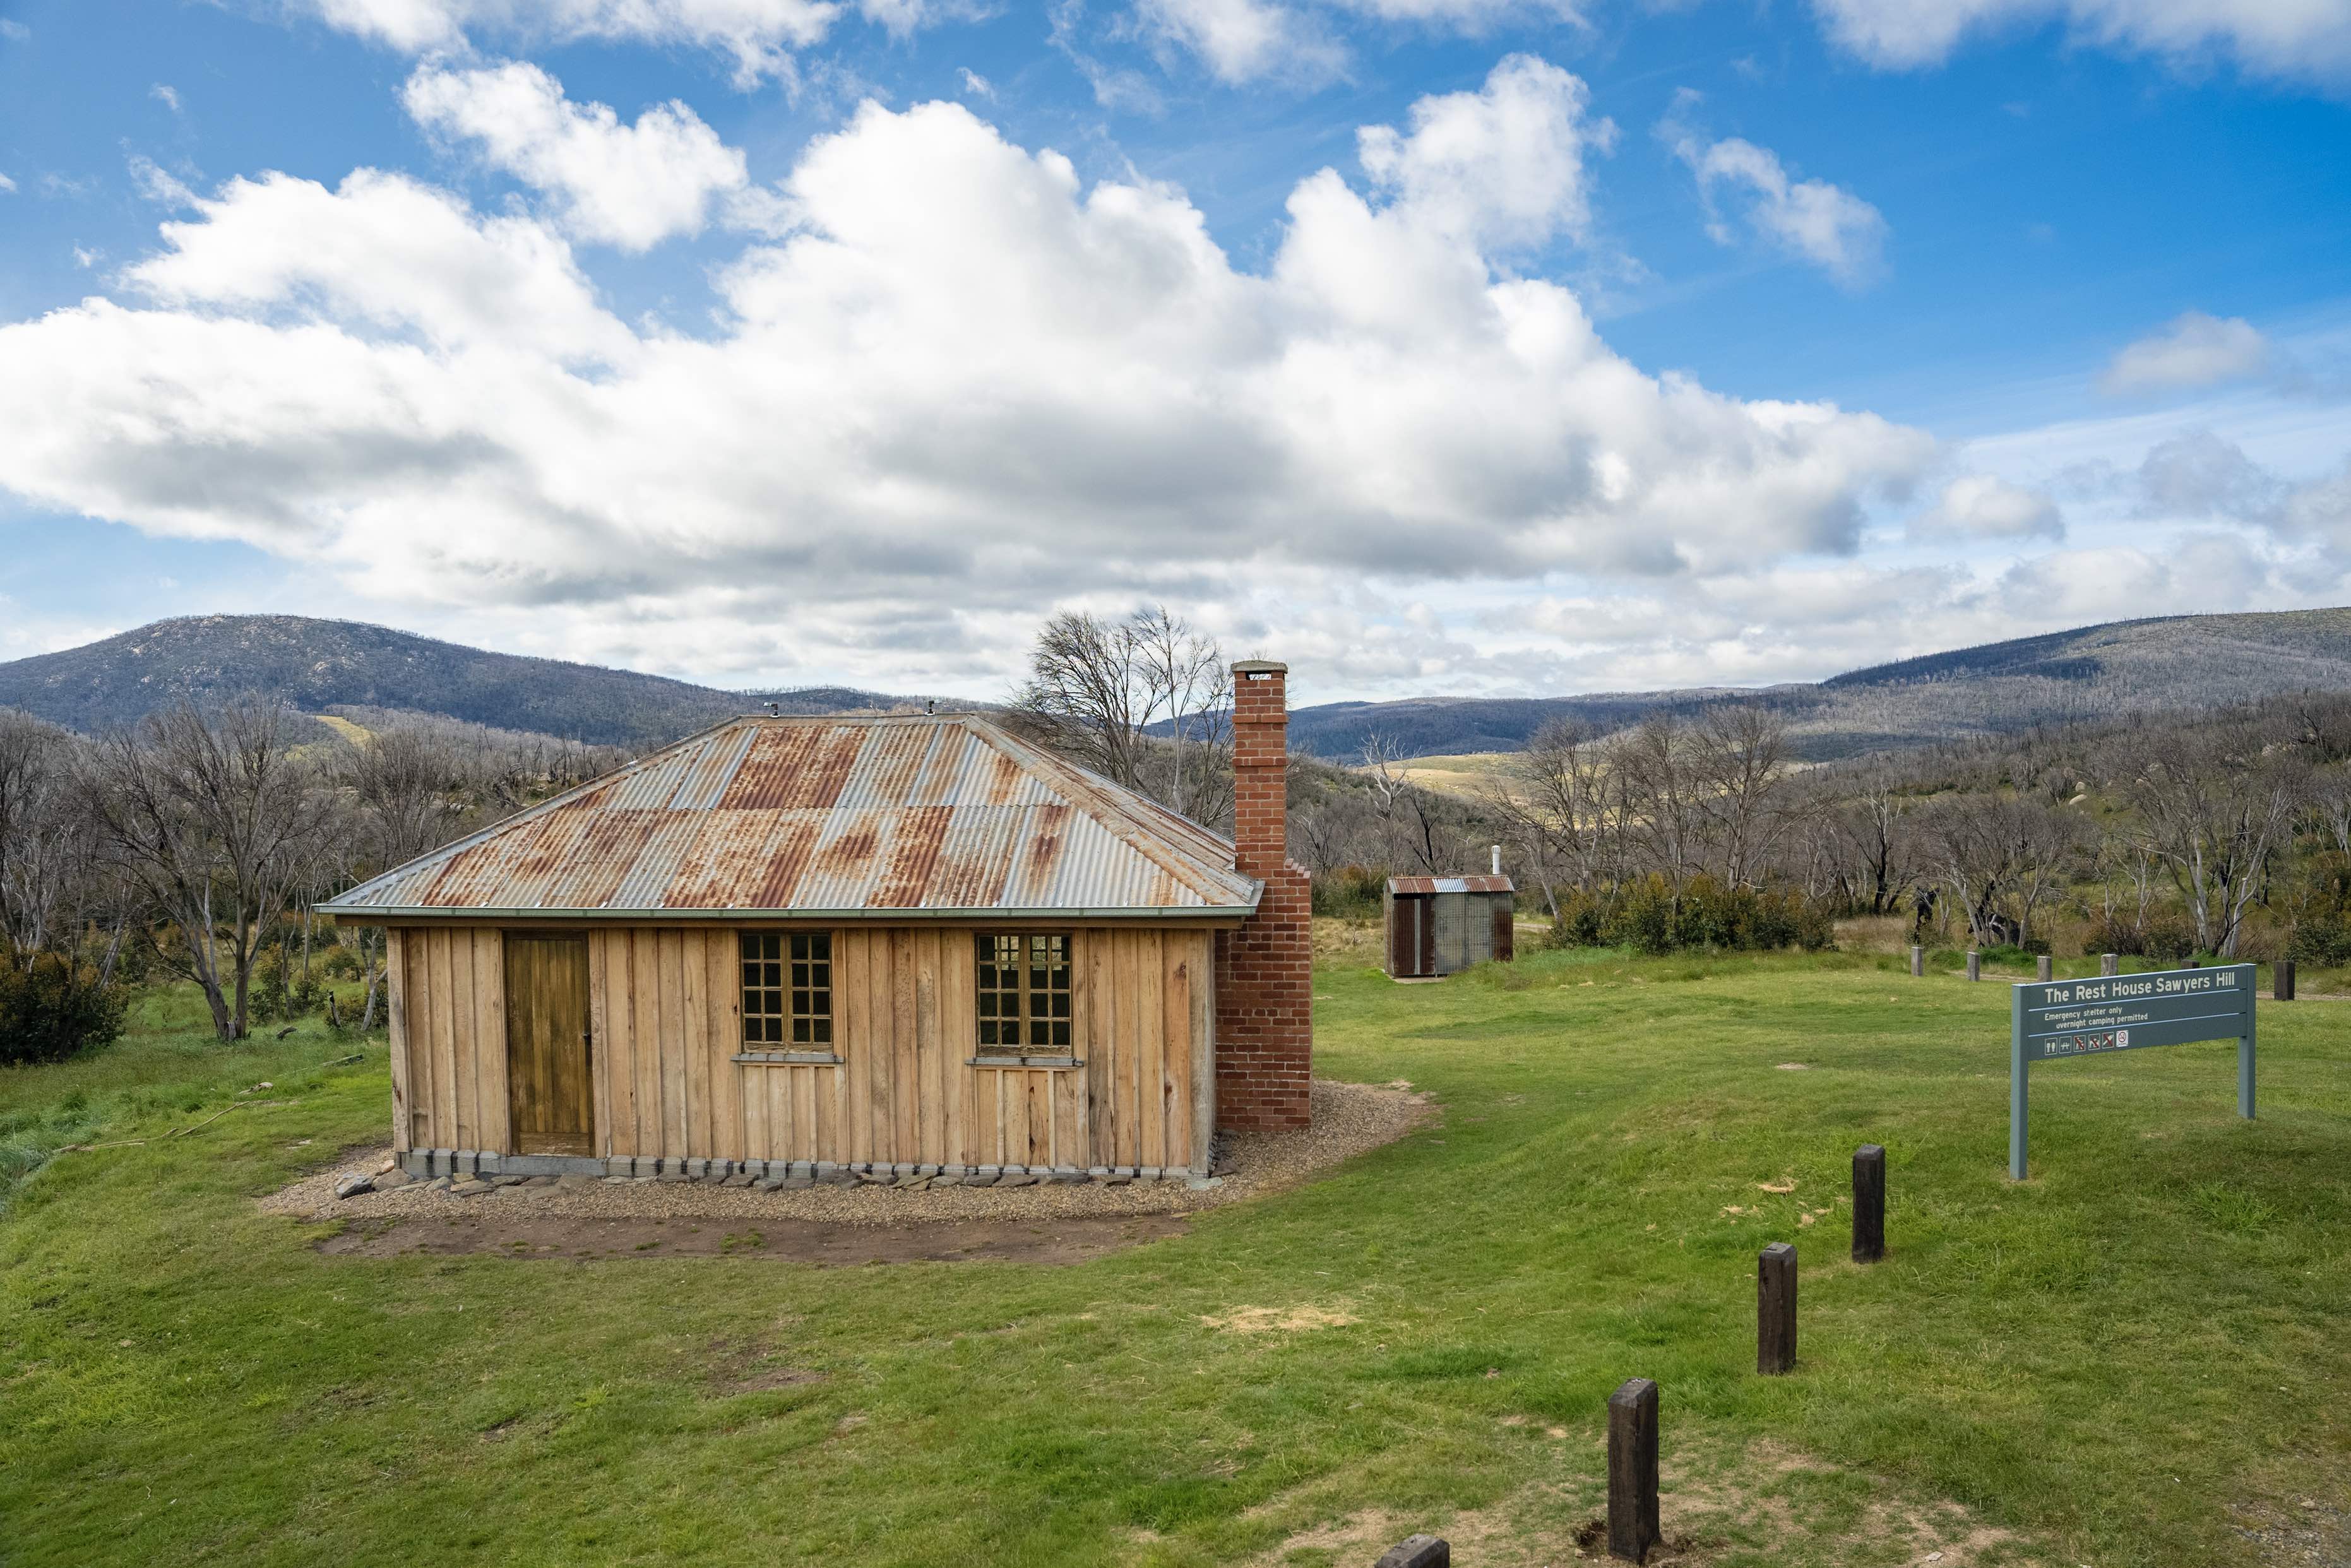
left=2009, top=963, right=2256, bottom=1180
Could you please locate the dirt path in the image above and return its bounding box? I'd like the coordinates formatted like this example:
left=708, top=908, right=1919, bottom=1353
left=317, top=1211, right=1193, bottom=1264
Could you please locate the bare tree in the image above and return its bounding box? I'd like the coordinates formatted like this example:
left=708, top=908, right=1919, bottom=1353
left=1357, top=732, right=1453, bottom=874
left=0, top=711, right=100, bottom=958
left=1131, top=606, right=1233, bottom=826
left=1826, top=766, right=1916, bottom=916
left=2110, top=723, right=2303, bottom=956
left=1013, top=606, right=1232, bottom=825
left=83, top=698, right=336, bottom=1041
left=1691, top=705, right=1790, bottom=888
left=1616, top=716, right=1701, bottom=907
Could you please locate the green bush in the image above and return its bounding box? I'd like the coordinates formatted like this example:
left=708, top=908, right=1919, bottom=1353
left=1547, top=874, right=1833, bottom=956
left=1311, top=864, right=1388, bottom=920
left=0, top=947, right=129, bottom=1066
left=2289, top=917, right=2351, bottom=966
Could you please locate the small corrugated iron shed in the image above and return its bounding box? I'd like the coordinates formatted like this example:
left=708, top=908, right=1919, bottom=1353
left=1384, top=874, right=1515, bottom=978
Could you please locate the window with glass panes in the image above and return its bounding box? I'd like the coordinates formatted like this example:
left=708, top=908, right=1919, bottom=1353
left=741, top=931, right=832, bottom=1048
left=974, top=934, right=1071, bottom=1054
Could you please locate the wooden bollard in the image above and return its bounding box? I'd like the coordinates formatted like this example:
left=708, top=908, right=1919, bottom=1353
left=1758, top=1244, right=1797, bottom=1374
left=1965, top=950, right=1980, bottom=982
left=2101, top=953, right=2119, bottom=977
left=1606, top=1378, right=1660, bottom=1562
left=1852, top=1144, right=1886, bottom=1263
left=1908, top=944, right=1923, bottom=977
left=2036, top=954, right=2052, bottom=982
left=1374, top=1535, right=1449, bottom=1567
left=2277, top=959, right=2295, bottom=1001
left=2186, top=955, right=2201, bottom=969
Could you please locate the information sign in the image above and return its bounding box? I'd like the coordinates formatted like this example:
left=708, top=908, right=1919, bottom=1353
left=2009, top=964, right=2255, bottom=1179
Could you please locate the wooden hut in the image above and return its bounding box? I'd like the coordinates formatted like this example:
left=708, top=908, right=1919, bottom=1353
left=1383, top=875, right=1515, bottom=979
left=324, top=662, right=1314, bottom=1182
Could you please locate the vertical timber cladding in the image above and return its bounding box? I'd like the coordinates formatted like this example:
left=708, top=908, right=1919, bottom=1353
left=387, top=927, right=509, bottom=1154
left=584, top=924, right=1208, bottom=1171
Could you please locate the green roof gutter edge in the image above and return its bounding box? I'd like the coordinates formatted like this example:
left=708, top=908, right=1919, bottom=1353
left=321, top=903, right=1260, bottom=922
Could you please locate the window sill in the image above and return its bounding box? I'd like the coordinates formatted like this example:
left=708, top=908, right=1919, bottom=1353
left=734, top=1051, right=843, bottom=1066
left=967, top=1055, right=1084, bottom=1070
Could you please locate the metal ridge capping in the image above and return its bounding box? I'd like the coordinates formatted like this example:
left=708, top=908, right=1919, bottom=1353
left=321, top=713, right=1265, bottom=917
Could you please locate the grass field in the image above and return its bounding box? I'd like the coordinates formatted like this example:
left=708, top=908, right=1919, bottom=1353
left=4, top=942, right=2348, bottom=1566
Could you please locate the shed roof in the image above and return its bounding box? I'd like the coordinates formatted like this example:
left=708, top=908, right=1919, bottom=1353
left=1386, top=876, right=1515, bottom=895
left=324, top=715, right=1261, bottom=920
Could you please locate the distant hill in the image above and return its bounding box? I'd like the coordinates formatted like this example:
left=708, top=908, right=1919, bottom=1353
left=1283, top=609, right=2351, bottom=761
left=0, top=615, right=924, bottom=748
left=14, top=607, right=2351, bottom=764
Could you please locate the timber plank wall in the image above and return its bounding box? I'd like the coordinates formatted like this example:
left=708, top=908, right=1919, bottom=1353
left=388, top=925, right=1210, bottom=1170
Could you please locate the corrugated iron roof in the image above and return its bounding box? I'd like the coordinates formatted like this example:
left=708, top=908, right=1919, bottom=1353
left=324, top=715, right=1263, bottom=919
left=1387, top=876, right=1515, bottom=895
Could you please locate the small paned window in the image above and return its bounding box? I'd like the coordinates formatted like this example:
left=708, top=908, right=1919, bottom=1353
left=742, top=931, right=832, bottom=1047
left=975, top=934, right=1072, bottom=1054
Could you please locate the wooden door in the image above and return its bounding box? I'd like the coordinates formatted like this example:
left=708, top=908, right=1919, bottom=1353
left=505, top=934, right=593, bottom=1156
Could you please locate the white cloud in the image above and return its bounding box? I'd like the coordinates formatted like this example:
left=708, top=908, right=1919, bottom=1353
left=152, top=83, right=183, bottom=114
left=1809, top=0, right=2351, bottom=88
left=1133, top=0, right=1583, bottom=85
left=0, top=59, right=1933, bottom=687
left=0, top=174, right=15, bottom=194
left=1912, top=473, right=2063, bottom=540
left=295, top=0, right=932, bottom=85
left=0, top=20, right=27, bottom=41
left=1136, top=0, right=1347, bottom=84
left=403, top=62, right=760, bottom=251
left=126, top=167, right=631, bottom=362
left=956, top=66, right=994, bottom=98
left=1659, top=93, right=1885, bottom=287
left=2101, top=311, right=2272, bottom=395
left=1357, top=54, right=1613, bottom=251
left=129, top=155, right=197, bottom=207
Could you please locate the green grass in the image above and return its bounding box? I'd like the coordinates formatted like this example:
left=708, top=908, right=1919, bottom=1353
left=0, top=986, right=387, bottom=1210
left=4, top=948, right=2348, bottom=1565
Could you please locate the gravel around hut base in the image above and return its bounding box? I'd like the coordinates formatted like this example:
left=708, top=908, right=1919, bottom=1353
left=261, top=1079, right=1434, bottom=1228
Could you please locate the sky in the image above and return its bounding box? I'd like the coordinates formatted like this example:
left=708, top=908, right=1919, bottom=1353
left=0, top=0, right=2347, bottom=706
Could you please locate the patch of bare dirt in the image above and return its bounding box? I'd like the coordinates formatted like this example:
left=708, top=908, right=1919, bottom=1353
left=1240, top=1438, right=2050, bottom=1568
left=262, top=1078, right=1434, bottom=1235
left=312, top=1211, right=1192, bottom=1264
left=1199, top=1303, right=1359, bottom=1333
left=705, top=1336, right=830, bottom=1395
left=2232, top=1495, right=2351, bottom=1567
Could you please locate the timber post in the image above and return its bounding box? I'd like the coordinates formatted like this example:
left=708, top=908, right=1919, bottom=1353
left=1606, top=1377, right=1661, bottom=1563
left=2101, top=953, right=2119, bottom=977
left=2277, top=959, right=2295, bottom=1001
left=1966, top=950, right=1980, bottom=982
left=1758, top=1243, right=1797, bottom=1375
left=1852, top=1144, right=1886, bottom=1263
left=2036, top=954, right=2052, bottom=982
left=1908, top=944, right=1923, bottom=977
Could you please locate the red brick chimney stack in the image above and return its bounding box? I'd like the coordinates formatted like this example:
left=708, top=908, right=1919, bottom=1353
left=1215, top=659, right=1313, bottom=1132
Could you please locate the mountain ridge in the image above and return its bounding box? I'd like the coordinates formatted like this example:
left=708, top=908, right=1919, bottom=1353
left=0, top=614, right=923, bottom=749
left=9, top=608, right=2351, bottom=761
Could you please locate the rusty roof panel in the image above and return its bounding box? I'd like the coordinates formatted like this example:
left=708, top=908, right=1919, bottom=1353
left=671, top=724, right=758, bottom=812
left=1388, top=876, right=1515, bottom=894
left=325, top=715, right=1263, bottom=916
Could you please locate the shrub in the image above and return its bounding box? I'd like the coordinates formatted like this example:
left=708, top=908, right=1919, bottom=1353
left=1311, top=864, right=1387, bottom=920
left=1548, top=874, right=1834, bottom=956
left=2290, top=917, right=2351, bottom=966
left=0, top=947, right=129, bottom=1066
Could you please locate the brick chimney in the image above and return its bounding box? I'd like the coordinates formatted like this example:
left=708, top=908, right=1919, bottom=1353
left=1215, top=659, right=1312, bottom=1132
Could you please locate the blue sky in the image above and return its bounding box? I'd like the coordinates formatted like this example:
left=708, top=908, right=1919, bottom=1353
left=1, top=0, right=2347, bottom=703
